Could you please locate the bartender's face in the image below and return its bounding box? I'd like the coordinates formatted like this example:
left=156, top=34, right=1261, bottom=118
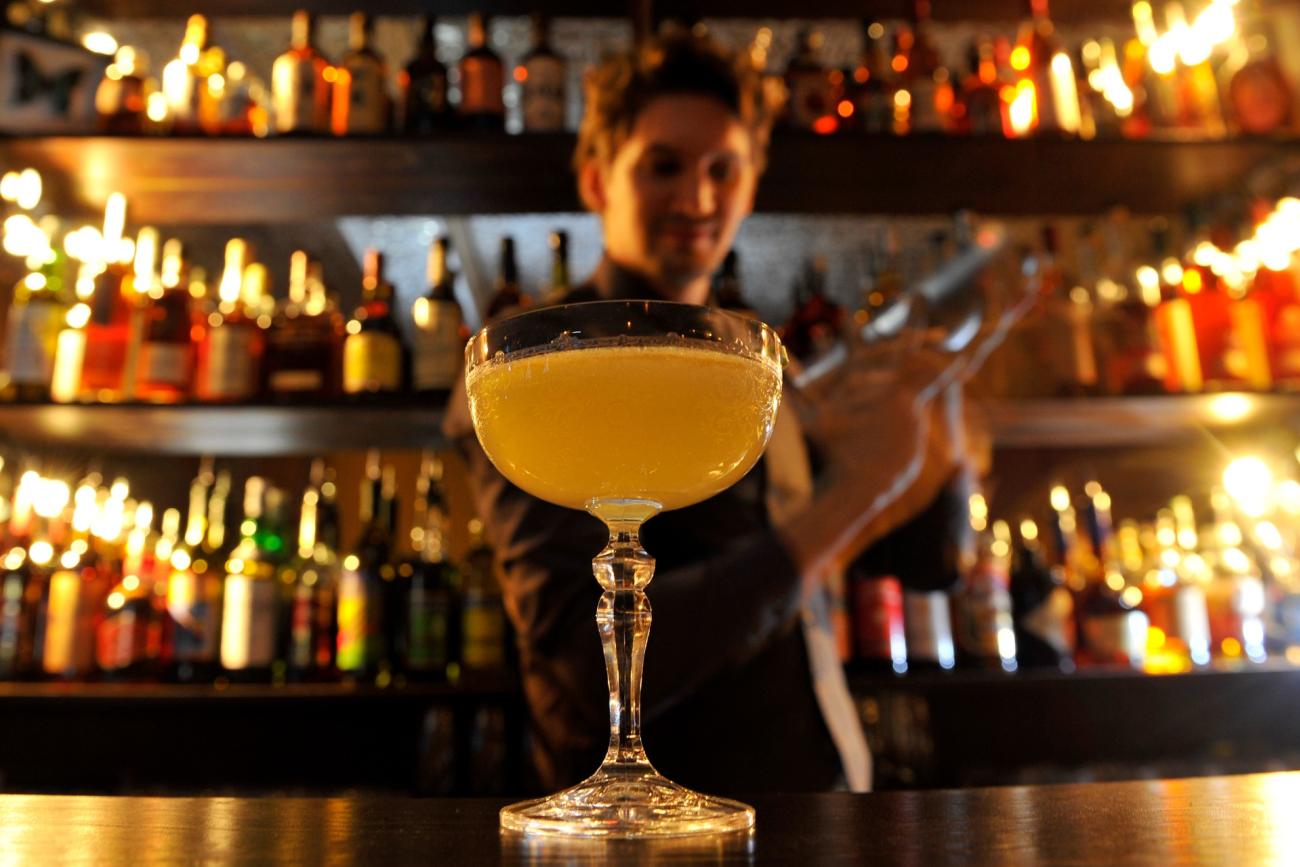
left=583, top=94, right=758, bottom=303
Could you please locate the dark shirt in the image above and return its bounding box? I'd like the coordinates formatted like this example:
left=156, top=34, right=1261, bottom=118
left=443, top=258, right=841, bottom=795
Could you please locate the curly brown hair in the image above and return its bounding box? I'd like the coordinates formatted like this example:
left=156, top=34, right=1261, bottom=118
left=573, top=31, right=776, bottom=194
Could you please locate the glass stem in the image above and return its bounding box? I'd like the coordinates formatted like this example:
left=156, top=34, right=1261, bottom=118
left=593, top=519, right=654, bottom=769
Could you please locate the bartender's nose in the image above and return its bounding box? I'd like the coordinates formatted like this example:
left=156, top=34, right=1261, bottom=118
left=670, top=165, right=715, bottom=218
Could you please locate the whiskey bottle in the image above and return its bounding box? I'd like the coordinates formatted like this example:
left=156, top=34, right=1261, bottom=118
left=709, top=249, right=752, bottom=314
left=784, top=28, right=836, bottom=131
left=517, top=13, right=567, bottom=132
left=404, top=452, right=459, bottom=679
left=484, top=236, right=527, bottom=321
left=265, top=250, right=343, bottom=400
left=458, top=13, right=505, bottom=131
left=137, top=238, right=195, bottom=403
left=3, top=263, right=67, bottom=402
left=337, top=452, right=393, bottom=679
left=272, top=10, right=331, bottom=135
left=331, top=12, right=390, bottom=136
left=165, top=458, right=221, bottom=682
left=195, top=240, right=265, bottom=402
left=543, top=230, right=571, bottom=305
left=342, top=249, right=405, bottom=397
left=460, top=517, right=505, bottom=675
left=220, top=477, right=285, bottom=680
left=411, top=237, right=467, bottom=397
left=400, top=15, right=450, bottom=134
left=847, top=21, right=896, bottom=135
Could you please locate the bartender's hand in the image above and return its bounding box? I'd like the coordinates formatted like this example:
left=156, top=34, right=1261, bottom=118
left=778, top=340, right=981, bottom=595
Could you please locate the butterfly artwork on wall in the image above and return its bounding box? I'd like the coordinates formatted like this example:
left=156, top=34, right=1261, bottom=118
left=0, top=30, right=107, bottom=132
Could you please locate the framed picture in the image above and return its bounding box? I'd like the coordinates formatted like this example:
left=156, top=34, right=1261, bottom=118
left=0, top=28, right=108, bottom=133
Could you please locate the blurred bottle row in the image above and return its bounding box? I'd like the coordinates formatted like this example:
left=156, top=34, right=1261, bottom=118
left=92, top=11, right=566, bottom=137
left=0, top=450, right=512, bottom=685
left=774, top=0, right=1296, bottom=139
left=71, top=1, right=1300, bottom=141
left=846, top=456, right=1300, bottom=677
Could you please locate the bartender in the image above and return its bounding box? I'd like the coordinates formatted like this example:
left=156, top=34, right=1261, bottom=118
left=444, top=31, right=967, bottom=794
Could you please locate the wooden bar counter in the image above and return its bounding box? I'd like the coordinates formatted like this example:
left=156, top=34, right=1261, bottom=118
left=3, top=771, right=1297, bottom=864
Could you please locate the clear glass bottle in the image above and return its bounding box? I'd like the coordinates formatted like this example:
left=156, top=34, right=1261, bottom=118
left=272, top=10, right=331, bottom=135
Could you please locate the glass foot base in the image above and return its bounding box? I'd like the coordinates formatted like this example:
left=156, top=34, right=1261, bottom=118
left=500, top=764, right=755, bottom=839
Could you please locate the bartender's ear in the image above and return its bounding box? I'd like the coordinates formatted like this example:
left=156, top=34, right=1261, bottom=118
left=578, top=157, right=607, bottom=214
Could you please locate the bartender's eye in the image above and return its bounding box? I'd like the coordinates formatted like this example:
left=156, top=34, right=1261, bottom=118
left=708, top=157, right=738, bottom=184
left=648, top=155, right=682, bottom=178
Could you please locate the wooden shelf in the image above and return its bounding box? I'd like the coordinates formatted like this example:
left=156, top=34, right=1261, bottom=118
left=77, top=0, right=1144, bottom=20
left=986, top=392, right=1300, bottom=448
left=3, top=134, right=1295, bottom=224
left=0, top=392, right=1294, bottom=456
left=0, top=679, right=517, bottom=702
left=0, top=402, right=445, bottom=456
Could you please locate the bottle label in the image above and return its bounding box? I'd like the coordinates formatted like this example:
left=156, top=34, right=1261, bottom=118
left=954, top=560, right=1015, bottom=659
left=408, top=584, right=450, bottom=671
left=202, top=325, right=258, bottom=399
left=461, top=593, right=505, bottom=670
left=168, top=570, right=220, bottom=663
left=460, top=57, right=505, bottom=114
left=522, top=56, right=566, bottom=131
left=343, top=332, right=402, bottom=394
left=220, top=574, right=276, bottom=669
left=344, top=64, right=387, bottom=133
left=6, top=300, right=61, bottom=386
left=290, top=581, right=315, bottom=670
left=903, top=590, right=955, bottom=667
left=0, top=572, right=23, bottom=675
left=139, top=342, right=193, bottom=389
left=269, top=369, right=325, bottom=393
left=1082, top=609, right=1147, bottom=666
left=411, top=69, right=449, bottom=115
left=908, top=79, right=943, bottom=133
left=413, top=300, right=463, bottom=391
left=1022, top=586, right=1076, bottom=657
left=852, top=575, right=905, bottom=664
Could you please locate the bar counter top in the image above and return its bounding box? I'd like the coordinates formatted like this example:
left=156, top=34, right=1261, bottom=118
left=6, top=771, right=1297, bottom=864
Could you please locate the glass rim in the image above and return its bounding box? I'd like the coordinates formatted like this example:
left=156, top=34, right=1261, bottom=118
left=465, top=299, right=784, bottom=371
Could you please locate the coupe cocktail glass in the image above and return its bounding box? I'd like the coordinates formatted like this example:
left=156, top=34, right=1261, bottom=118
left=465, top=300, right=785, bottom=838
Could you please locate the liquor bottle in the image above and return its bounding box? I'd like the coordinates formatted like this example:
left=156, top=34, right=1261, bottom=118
left=517, top=13, right=567, bottom=133
left=411, top=237, right=467, bottom=397
left=458, top=13, right=505, bottom=131
left=961, top=36, right=1005, bottom=135
left=709, top=250, right=751, bottom=313
left=895, top=2, right=945, bottom=134
left=1010, top=0, right=1084, bottom=136
left=848, top=543, right=907, bottom=674
left=337, top=452, right=394, bottom=679
left=342, top=249, right=405, bottom=397
left=543, top=230, right=571, bottom=306
left=136, top=238, right=194, bottom=402
left=0, top=545, right=38, bottom=679
left=1134, top=513, right=1211, bottom=669
left=219, top=477, right=285, bottom=679
left=399, top=16, right=450, bottom=134
left=1223, top=14, right=1295, bottom=136
left=1009, top=518, right=1076, bottom=670
left=847, top=21, right=895, bottom=135
left=1202, top=492, right=1268, bottom=663
left=331, top=12, right=389, bottom=136
left=42, top=496, right=110, bottom=681
left=160, top=14, right=216, bottom=134
left=98, top=501, right=166, bottom=679
left=780, top=256, right=842, bottom=362
left=166, top=458, right=221, bottom=682
left=265, top=250, right=343, bottom=401
left=95, top=46, right=148, bottom=135
left=951, top=508, right=1018, bottom=672
left=784, top=28, right=836, bottom=132
left=1035, top=225, right=1100, bottom=396
left=3, top=265, right=67, bottom=402
left=80, top=201, right=135, bottom=403
left=1184, top=216, right=1272, bottom=392
left=272, top=10, right=331, bottom=135
left=195, top=239, right=265, bottom=402
left=1147, top=220, right=1203, bottom=393
left=461, top=518, right=505, bottom=676
left=405, top=452, right=459, bottom=679
left=287, top=460, right=339, bottom=681
left=1094, top=210, right=1167, bottom=394
left=484, top=237, right=527, bottom=321
left=1073, top=483, right=1149, bottom=668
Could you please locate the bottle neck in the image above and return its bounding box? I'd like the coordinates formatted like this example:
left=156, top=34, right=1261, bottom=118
left=291, top=13, right=313, bottom=51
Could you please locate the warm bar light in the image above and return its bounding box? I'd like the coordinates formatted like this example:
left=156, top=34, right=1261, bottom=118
left=1048, top=52, right=1082, bottom=134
